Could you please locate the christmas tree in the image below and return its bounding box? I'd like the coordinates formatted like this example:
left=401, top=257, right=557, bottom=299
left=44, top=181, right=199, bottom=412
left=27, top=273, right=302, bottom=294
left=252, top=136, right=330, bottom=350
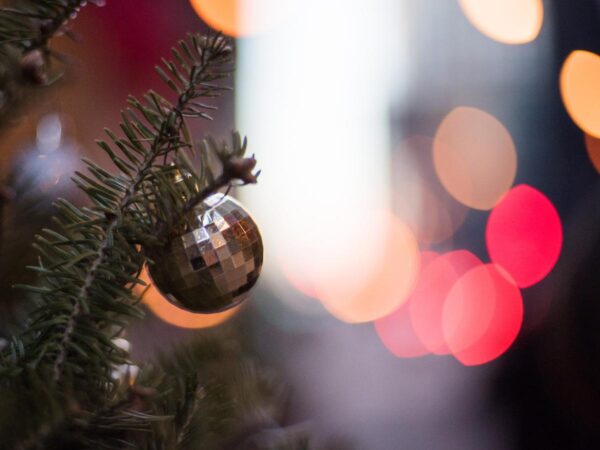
left=0, top=1, right=307, bottom=448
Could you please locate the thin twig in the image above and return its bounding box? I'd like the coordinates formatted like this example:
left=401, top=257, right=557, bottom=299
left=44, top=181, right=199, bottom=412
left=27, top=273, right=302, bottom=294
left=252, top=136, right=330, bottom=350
left=154, top=174, right=230, bottom=241
left=175, top=383, right=203, bottom=447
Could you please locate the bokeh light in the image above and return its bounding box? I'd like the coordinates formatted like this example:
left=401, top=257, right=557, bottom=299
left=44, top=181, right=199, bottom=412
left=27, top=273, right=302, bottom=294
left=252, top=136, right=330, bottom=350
left=189, top=0, right=242, bottom=36
left=138, top=268, right=239, bottom=329
left=374, top=251, right=438, bottom=358
left=486, top=184, right=562, bottom=288
left=584, top=133, right=600, bottom=173
left=433, top=107, right=517, bottom=210
left=238, top=0, right=407, bottom=317
left=409, top=250, right=481, bottom=355
left=189, top=0, right=288, bottom=37
left=321, top=213, right=421, bottom=324
left=36, top=114, right=62, bottom=153
left=393, top=136, right=469, bottom=244
left=443, top=264, right=523, bottom=366
left=560, top=50, right=600, bottom=138
left=458, top=0, right=543, bottom=45
left=281, top=265, right=322, bottom=302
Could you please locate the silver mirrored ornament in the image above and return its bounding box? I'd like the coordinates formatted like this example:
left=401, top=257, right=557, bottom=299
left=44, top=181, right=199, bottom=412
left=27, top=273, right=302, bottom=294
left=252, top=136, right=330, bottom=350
left=146, top=194, right=263, bottom=313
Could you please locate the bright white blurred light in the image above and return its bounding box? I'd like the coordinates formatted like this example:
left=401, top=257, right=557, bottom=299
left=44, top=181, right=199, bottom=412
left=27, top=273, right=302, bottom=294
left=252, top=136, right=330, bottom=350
left=237, top=0, right=407, bottom=314
left=36, top=113, right=62, bottom=153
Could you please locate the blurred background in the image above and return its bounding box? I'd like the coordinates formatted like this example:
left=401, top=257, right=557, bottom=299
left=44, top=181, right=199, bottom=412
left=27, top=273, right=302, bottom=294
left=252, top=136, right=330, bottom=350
left=1, top=0, right=599, bottom=448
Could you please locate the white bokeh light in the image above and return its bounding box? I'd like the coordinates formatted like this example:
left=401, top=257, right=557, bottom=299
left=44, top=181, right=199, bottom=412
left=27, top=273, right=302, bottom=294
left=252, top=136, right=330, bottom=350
left=237, top=0, right=407, bottom=312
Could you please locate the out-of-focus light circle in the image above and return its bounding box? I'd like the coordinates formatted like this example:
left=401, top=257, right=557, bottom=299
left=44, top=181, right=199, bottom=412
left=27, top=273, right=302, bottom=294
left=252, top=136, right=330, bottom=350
left=270, top=266, right=330, bottom=318
left=395, top=183, right=455, bottom=245
left=374, top=251, right=438, bottom=358
left=393, top=136, right=469, bottom=244
left=281, top=264, right=322, bottom=301
left=138, top=268, right=239, bottom=329
left=433, top=107, right=517, bottom=210
left=321, top=213, right=420, bottom=324
left=458, top=0, right=543, bottom=45
left=190, top=0, right=241, bottom=36
left=486, top=184, right=562, bottom=288
left=443, top=264, right=523, bottom=366
left=409, top=250, right=481, bottom=354
left=189, top=0, right=286, bottom=37
left=277, top=209, right=390, bottom=321
left=560, top=51, right=600, bottom=138
left=36, top=114, right=62, bottom=153
left=238, top=0, right=405, bottom=316
left=584, top=133, right=600, bottom=173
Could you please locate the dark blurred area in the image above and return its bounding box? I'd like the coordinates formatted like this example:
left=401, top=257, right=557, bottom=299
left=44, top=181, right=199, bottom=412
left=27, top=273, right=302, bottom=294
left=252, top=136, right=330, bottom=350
left=491, top=2, right=600, bottom=449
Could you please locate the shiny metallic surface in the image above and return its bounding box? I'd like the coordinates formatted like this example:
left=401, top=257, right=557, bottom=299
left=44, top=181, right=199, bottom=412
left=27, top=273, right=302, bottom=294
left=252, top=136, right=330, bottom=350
left=147, top=194, right=263, bottom=313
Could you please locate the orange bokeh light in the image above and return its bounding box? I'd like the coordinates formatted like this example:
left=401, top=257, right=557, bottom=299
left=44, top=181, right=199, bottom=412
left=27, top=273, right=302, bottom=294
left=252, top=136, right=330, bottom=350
left=409, top=250, right=481, bottom=355
left=189, top=0, right=285, bottom=37
left=584, top=133, right=600, bottom=173
left=560, top=50, right=600, bottom=138
left=137, top=268, right=239, bottom=329
left=459, top=0, right=543, bottom=45
left=321, top=213, right=421, bottom=324
left=189, top=0, right=241, bottom=37
left=433, top=107, right=517, bottom=210
left=374, top=251, right=438, bottom=358
left=443, top=264, right=523, bottom=366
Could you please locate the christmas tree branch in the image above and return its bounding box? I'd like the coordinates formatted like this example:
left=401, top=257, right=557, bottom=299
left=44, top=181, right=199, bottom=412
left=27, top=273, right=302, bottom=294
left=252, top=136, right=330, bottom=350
left=0, top=33, right=243, bottom=447
left=0, top=0, right=96, bottom=127
left=0, top=29, right=303, bottom=449
left=0, top=1, right=87, bottom=51
left=50, top=34, right=237, bottom=382
left=0, top=34, right=243, bottom=382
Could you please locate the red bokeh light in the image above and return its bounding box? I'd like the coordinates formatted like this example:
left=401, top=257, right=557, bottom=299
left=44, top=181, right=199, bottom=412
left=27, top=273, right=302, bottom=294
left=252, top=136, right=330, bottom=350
left=409, top=250, right=481, bottom=355
left=443, top=264, right=524, bottom=366
left=486, top=184, right=562, bottom=288
left=374, top=251, right=438, bottom=358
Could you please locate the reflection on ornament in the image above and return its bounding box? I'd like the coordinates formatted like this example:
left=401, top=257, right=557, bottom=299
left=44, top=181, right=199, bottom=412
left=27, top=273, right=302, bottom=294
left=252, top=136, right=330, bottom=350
left=146, top=194, right=263, bottom=313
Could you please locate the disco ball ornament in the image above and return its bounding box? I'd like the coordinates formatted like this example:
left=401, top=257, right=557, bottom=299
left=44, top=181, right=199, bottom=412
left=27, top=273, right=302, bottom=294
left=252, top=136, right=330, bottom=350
left=146, top=194, right=263, bottom=313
